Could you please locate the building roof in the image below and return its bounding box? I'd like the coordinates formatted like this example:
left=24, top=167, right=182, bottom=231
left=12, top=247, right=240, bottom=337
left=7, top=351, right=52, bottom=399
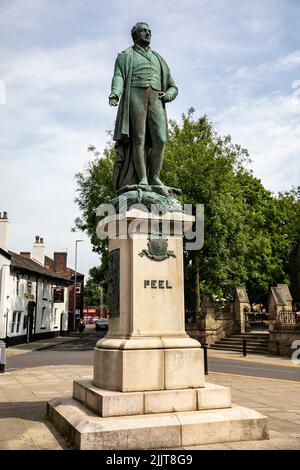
left=44, top=255, right=84, bottom=280
left=0, top=248, right=11, bottom=260
left=270, top=284, right=293, bottom=306
left=8, top=251, right=70, bottom=282
left=235, top=287, right=249, bottom=303
left=270, top=287, right=286, bottom=306
left=277, top=283, right=293, bottom=303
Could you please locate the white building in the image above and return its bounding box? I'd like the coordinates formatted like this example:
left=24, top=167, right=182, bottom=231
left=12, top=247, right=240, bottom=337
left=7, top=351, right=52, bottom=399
left=0, top=212, right=69, bottom=346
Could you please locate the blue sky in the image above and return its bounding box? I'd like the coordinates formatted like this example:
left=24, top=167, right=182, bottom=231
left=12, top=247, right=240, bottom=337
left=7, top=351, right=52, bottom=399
left=0, top=0, right=300, bottom=277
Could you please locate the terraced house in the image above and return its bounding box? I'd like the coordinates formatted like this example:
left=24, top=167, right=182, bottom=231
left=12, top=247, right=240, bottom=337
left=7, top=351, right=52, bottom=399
left=0, top=212, right=69, bottom=346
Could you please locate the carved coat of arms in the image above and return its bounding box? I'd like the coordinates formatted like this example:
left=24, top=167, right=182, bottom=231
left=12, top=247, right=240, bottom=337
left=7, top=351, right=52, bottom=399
left=139, top=237, right=176, bottom=261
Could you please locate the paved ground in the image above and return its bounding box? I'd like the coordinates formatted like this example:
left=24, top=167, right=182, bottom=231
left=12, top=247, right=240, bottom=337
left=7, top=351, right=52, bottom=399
left=5, top=337, right=78, bottom=358
left=1, top=333, right=300, bottom=450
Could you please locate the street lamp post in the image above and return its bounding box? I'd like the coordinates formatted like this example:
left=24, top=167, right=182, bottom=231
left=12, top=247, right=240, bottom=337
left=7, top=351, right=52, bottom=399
left=73, top=239, right=83, bottom=331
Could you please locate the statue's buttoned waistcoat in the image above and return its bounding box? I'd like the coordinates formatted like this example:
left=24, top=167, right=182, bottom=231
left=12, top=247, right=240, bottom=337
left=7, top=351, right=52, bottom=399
left=131, top=46, right=162, bottom=91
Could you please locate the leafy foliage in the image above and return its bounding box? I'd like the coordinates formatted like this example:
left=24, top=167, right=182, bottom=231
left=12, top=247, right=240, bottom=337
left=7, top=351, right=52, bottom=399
left=74, top=111, right=300, bottom=308
left=162, top=110, right=250, bottom=301
left=74, top=144, right=115, bottom=253
left=84, top=264, right=108, bottom=307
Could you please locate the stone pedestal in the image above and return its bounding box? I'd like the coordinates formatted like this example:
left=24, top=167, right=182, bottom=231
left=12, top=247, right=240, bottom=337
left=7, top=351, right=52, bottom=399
left=48, top=209, right=268, bottom=449
left=94, top=210, right=204, bottom=392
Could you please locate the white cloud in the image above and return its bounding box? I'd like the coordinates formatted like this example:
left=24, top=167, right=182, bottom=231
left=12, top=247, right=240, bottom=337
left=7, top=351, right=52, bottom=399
left=278, top=50, right=300, bottom=70
left=1, top=0, right=300, bottom=277
left=214, top=83, right=300, bottom=193
left=0, top=35, right=115, bottom=277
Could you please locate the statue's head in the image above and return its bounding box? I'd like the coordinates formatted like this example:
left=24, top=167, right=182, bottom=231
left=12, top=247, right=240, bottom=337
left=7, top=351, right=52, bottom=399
left=131, top=22, right=151, bottom=46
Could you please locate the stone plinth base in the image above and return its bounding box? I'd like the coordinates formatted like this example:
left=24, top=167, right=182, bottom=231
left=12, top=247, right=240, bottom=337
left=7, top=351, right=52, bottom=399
left=48, top=395, right=269, bottom=450
left=94, top=339, right=204, bottom=392
left=73, top=379, right=231, bottom=417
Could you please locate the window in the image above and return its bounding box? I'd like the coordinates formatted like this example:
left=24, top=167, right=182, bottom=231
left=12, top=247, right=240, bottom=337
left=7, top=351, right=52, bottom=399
left=16, top=312, right=22, bottom=333
left=11, top=311, right=17, bottom=333
left=41, top=307, right=46, bottom=328
left=11, top=311, right=22, bottom=334
left=53, top=287, right=64, bottom=303
left=76, top=283, right=81, bottom=294
left=16, top=275, right=20, bottom=296
left=54, top=308, right=57, bottom=325
left=43, top=279, right=47, bottom=299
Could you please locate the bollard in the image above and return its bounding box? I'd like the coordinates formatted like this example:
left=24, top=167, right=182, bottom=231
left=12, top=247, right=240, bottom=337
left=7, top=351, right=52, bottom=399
left=0, top=340, right=6, bottom=373
left=202, top=342, right=208, bottom=375
left=242, top=336, right=247, bottom=357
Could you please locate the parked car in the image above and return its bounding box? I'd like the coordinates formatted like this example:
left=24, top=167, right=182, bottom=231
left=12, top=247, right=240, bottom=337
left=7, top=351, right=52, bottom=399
left=95, top=318, right=109, bottom=331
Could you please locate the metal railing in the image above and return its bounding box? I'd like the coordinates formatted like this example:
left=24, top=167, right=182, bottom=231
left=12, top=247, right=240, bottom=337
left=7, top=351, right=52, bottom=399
left=244, top=311, right=270, bottom=331
left=278, top=310, right=300, bottom=325
left=245, top=311, right=269, bottom=321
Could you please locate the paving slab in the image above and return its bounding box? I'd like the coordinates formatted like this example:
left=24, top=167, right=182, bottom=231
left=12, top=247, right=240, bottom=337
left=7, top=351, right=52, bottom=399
left=5, top=336, right=79, bottom=357
left=0, top=365, right=299, bottom=450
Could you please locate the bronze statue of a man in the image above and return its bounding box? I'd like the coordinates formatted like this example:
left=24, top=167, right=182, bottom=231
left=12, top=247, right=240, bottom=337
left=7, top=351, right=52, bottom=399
left=109, top=22, right=178, bottom=192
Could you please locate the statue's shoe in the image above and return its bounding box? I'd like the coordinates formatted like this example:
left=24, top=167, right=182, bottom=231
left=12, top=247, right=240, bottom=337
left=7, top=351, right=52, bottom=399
left=138, top=178, right=149, bottom=186
left=149, top=177, right=165, bottom=187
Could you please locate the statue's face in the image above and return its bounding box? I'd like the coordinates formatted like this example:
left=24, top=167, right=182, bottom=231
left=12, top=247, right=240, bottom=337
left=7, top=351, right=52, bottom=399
left=135, top=24, right=151, bottom=46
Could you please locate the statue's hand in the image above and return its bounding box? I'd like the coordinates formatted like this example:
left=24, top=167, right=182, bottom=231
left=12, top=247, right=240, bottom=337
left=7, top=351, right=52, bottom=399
left=158, top=91, right=172, bottom=103
left=109, top=94, right=119, bottom=106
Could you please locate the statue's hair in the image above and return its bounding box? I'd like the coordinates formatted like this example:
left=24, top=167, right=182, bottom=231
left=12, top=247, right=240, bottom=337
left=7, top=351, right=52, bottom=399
left=131, top=22, right=150, bottom=41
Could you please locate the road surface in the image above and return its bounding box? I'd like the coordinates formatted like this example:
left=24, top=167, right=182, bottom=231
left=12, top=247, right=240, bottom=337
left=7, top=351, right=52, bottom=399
left=7, top=332, right=300, bottom=382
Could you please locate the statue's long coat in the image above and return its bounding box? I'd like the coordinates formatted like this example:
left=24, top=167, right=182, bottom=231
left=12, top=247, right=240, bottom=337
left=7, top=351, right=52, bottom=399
left=110, top=46, right=178, bottom=190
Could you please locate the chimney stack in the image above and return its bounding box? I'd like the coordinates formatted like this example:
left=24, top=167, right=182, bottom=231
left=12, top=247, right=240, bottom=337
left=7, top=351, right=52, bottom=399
left=32, top=235, right=45, bottom=266
left=0, top=211, right=9, bottom=252
left=20, top=252, right=31, bottom=259
left=54, top=252, right=67, bottom=273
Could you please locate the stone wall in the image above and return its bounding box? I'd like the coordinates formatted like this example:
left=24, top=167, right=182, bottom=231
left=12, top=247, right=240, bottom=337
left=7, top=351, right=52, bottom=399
left=233, top=287, right=250, bottom=334
left=269, top=327, right=300, bottom=357
left=186, top=311, right=236, bottom=346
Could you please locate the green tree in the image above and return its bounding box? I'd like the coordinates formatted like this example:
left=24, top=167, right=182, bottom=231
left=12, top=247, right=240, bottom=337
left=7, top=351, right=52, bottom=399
left=74, top=111, right=298, bottom=313
left=74, top=144, right=114, bottom=294
left=277, top=187, right=300, bottom=302
left=84, top=265, right=108, bottom=307
left=236, top=171, right=290, bottom=302
left=162, top=110, right=251, bottom=311
left=74, top=144, right=115, bottom=252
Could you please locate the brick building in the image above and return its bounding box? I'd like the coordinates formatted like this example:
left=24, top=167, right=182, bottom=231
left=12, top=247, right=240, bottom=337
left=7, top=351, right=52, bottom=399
left=0, top=214, right=70, bottom=346
left=45, top=252, right=84, bottom=330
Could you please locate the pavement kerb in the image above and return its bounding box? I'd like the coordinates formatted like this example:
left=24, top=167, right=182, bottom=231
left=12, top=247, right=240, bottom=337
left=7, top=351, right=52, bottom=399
left=5, top=335, right=85, bottom=357
left=1, top=364, right=300, bottom=450
left=208, top=350, right=299, bottom=368
left=212, top=370, right=300, bottom=384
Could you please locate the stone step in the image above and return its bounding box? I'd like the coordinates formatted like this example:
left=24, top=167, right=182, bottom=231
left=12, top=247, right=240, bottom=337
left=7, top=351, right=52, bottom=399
left=210, top=345, right=269, bottom=353
left=48, top=396, right=269, bottom=450
left=73, top=379, right=232, bottom=417
left=212, top=341, right=269, bottom=348
left=213, top=337, right=269, bottom=343
left=211, top=341, right=268, bottom=348
left=209, top=333, right=270, bottom=354
left=211, top=340, right=269, bottom=346
left=215, top=339, right=269, bottom=345
left=212, top=343, right=268, bottom=351
left=231, top=334, right=269, bottom=339
left=220, top=334, right=269, bottom=338
left=213, top=342, right=269, bottom=349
